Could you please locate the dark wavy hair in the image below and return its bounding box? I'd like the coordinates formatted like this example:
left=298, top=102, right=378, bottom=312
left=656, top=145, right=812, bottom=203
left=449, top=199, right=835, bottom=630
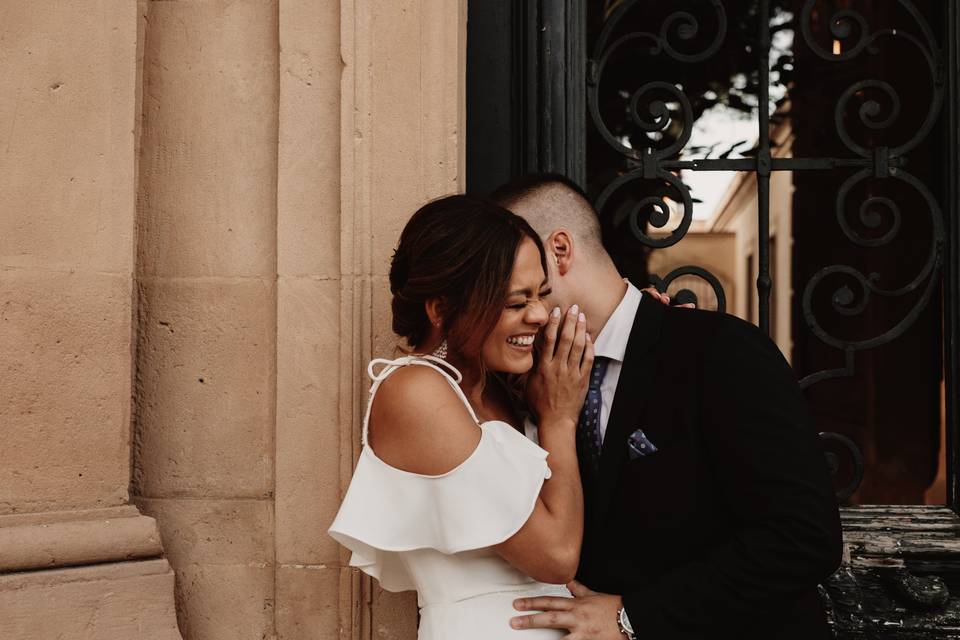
left=390, top=195, right=547, bottom=359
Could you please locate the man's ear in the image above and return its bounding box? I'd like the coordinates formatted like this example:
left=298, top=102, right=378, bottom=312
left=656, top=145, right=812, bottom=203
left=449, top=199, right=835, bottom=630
left=549, top=230, right=574, bottom=276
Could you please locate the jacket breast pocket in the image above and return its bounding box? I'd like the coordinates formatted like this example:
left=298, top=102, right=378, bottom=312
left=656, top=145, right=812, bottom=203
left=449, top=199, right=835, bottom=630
left=623, top=420, right=695, bottom=478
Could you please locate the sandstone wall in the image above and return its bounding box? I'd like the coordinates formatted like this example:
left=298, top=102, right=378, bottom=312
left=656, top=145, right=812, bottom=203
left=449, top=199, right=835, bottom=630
left=0, top=0, right=464, bottom=637
left=333, top=1, right=466, bottom=635
left=0, top=2, right=180, bottom=638
left=133, top=1, right=280, bottom=637
left=0, top=0, right=135, bottom=519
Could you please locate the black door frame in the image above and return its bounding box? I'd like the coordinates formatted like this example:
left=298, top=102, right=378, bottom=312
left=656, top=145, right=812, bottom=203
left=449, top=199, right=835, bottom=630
left=947, top=0, right=960, bottom=511
left=466, top=0, right=587, bottom=194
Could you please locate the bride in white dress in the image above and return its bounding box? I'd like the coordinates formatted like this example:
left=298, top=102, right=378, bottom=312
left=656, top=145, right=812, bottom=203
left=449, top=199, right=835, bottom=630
left=329, top=195, right=593, bottom=639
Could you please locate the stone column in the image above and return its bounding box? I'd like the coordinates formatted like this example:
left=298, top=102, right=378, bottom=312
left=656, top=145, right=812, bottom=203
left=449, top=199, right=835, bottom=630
left=133, top=1, right=279, bottom=639
left=274, top=0, right=344, bottom=637
left=271, top=0, right=466, bottom=637
left=0, top=2, right=180, bottom=638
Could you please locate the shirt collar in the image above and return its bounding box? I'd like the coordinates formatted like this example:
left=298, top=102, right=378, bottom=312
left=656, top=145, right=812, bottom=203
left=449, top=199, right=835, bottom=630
left=593, top=281, right=642, bottom=363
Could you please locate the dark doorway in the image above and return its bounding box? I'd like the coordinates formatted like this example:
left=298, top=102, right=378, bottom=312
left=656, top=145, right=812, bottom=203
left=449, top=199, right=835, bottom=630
left=468, top=0, right=958, bottom=509
left=467, top=2, right=960, bottom=634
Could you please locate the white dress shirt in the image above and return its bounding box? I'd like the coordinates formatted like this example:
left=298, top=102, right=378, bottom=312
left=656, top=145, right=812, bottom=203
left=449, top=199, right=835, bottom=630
left=523, top=282, right=642, bottom=445
left=592, top=281, right=642, bottom=443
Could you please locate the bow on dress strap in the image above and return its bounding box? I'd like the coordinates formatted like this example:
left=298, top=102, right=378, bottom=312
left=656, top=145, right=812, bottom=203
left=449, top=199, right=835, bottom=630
left=366, top=354, right=464, bottom=386
left=361, top=354, right=470, bottom=446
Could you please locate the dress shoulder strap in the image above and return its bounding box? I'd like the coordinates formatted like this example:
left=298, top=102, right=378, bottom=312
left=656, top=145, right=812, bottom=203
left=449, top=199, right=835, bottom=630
left=362, top=355, right=480, bottom=445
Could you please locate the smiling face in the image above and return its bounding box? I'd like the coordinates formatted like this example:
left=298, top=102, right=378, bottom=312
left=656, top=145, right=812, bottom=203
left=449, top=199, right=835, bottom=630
left=480, top=237, right=551, bottom=374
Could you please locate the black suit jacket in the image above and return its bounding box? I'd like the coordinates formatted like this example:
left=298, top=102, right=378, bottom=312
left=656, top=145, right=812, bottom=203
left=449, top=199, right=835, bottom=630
left=577, top=295, right=843, bottom=639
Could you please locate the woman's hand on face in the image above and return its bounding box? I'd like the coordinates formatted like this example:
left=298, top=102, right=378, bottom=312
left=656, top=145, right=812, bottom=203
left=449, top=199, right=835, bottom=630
left=527, top=304, right=594, bottom=428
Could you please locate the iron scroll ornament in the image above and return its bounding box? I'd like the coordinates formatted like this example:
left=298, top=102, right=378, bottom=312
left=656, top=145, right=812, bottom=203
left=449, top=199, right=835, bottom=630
left=648, top=267, right=727, bottom=311
left=795, top=2, right=945, bottom=501
left=797, top=0, right=945, bottom=390
left=587, top=1, right=730, bottom=310
left=586, top=0, right=946, bottom=502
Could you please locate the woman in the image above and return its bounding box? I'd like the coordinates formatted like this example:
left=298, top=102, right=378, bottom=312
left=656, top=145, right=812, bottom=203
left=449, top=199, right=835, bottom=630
left=328, top=195, right=593, bottom=639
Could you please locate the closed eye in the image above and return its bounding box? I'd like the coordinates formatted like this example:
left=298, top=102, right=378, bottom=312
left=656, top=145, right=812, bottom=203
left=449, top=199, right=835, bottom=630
left=506, top=288, right=552, bottom=310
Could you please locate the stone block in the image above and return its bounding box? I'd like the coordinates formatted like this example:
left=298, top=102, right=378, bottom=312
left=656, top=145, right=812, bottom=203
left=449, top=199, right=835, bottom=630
left=275, top=565, right=339, bottom=640
left=276, top=278, right=342, bottom=564
left=0, top=507, right=162, bottom=573
left=0, top=1, right=136, bottom=274
left=138, top=0, right=279, bottom=278
left=367, top=0, right=424, bottom=277
left=365, top=0, right=463, bottom=278
left=134, top=278, right=275, bottom=498
left=173, top=562, right=275, bottom=640
left=371, top=587, right=418, bottom=640
left=277, top=0, right=340, bottom=278
left=134, top=497, right=273, bottom=568
left=0, top=269, right=131, bottom=514
left=0, top=559, right=182, bottom=640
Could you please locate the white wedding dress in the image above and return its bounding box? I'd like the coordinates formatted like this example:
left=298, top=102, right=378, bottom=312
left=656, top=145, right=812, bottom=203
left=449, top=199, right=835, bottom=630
left=329, top=355, right=572, bottom=639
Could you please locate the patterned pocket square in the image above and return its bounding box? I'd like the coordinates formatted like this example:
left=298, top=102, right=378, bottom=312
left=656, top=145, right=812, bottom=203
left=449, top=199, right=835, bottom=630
left=627, top=428, right=658, bottom=460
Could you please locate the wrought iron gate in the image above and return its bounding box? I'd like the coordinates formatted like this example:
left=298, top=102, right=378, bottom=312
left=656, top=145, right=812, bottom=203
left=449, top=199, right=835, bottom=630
left=467, top=0, right=960, bottom=635
left=588, top=0, right=946, bottom=502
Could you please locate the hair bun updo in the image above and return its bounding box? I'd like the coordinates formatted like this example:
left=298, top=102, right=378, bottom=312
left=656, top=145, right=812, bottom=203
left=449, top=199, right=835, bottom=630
left=388, top=194, right=546, bottom=356
left=389, top=245, right=411, bottom=296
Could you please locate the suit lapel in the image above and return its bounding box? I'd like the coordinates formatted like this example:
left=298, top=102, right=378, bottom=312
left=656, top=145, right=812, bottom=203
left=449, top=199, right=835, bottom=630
left=593, top=294, right=664, bottom=524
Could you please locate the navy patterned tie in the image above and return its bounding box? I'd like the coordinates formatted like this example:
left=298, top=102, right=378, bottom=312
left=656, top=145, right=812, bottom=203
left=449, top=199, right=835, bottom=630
left=577, top=357, right=609, bottom=474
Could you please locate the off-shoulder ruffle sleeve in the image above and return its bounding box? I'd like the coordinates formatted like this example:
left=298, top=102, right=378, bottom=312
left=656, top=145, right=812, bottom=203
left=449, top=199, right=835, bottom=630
left=327, top=420, right=551, bottom=592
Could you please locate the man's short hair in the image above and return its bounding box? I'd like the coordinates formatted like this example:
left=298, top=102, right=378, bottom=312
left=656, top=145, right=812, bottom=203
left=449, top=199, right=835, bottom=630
left=489, top=172, right=589, bottom=208
left=489, top=173, right=604, bottom=251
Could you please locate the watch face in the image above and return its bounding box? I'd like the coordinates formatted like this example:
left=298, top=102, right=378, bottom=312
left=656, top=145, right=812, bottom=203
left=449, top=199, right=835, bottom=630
left=619, top=608, right=634, bottom=635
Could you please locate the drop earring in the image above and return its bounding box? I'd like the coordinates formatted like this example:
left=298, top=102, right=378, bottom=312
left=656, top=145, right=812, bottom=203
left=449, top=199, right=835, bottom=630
left=430, top=317, right=447, bottom=359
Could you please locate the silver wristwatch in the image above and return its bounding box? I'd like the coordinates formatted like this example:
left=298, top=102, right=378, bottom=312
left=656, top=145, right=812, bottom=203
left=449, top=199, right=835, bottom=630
left=616, top=606, right=636, bottom=640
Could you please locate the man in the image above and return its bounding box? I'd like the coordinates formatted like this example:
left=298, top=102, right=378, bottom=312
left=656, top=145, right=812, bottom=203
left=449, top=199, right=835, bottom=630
left=491, top=175, right=842, bottom=639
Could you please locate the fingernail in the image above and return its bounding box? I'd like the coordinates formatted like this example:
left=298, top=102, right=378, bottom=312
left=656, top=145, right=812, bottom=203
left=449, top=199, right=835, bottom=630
left=570, top=304, right=579, bottom=315
left=510, top=619, right=522, bottom=629
left=578, top=312, right=585, bottom=323
left=551, top=306, right=560, bottom=318
left=586, top=333, right=592, bottom=341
